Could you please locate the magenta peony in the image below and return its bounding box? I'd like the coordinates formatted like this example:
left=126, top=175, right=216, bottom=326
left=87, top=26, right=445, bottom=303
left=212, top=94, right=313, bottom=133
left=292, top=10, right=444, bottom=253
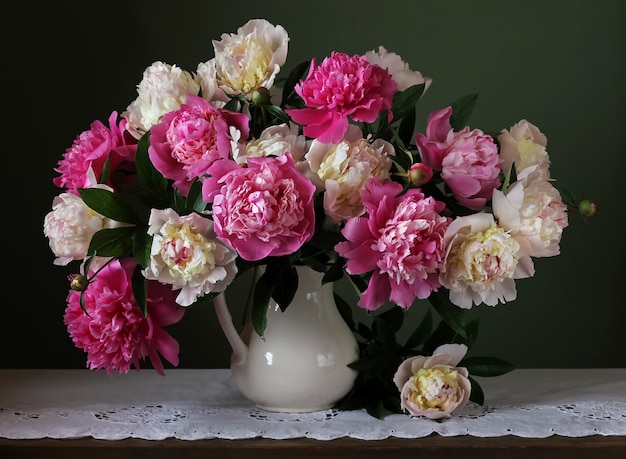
left=335, top=178, right=450, bottom=310
left=202, top=154, right=316, bottom=261
left=286, top=52, right=396, bottom=144
left=53, top=111, right=137, bottom=195
left=149, top=95, right=250, bottom=196
left=64, top=258, right=184, bottom=376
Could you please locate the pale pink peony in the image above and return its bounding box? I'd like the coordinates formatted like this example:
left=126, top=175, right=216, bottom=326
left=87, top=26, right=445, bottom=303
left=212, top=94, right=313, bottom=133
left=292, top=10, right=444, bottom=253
left=202, top=153, right=316, bottom=261
left=53, top=111, right=136, bottom=195
left=416, top=106, right=501, bottom=210
left=123, top=61, right=200, bottom=139
left=142, top=208, right=238, bottom=307
left=498, top=120, right=550, bottom=180
left=493, top=168, right=568, bottom=258
left=199, top=19, right=289, bottom=99
left=64, top=258, right=184, bottom=376
left=305, top=124, right=395, bottom=222
left=286, top=52, right=397, bottom=143
left=335, top=178, right=450, bottom=310
left=365, top=46, right=432, bottom=92
left=393, top=344, right=471, bottom=419
left=149, top=95, right=250, bottom=197
left=439, top=213, right=535, bottom=309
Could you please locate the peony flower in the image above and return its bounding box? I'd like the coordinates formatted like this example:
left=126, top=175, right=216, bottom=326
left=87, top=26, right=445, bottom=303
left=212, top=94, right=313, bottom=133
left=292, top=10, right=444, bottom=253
left=63, top=258, right=184, bottom=376
left=148, top=94, right=250, bottom=197
left=44, top=176, right=127, bottom=266
left=142, top=208, right=238, bottom=307
left=441, top=126, right=501, bottom=210
left=498, top=119, right=550, bottom=180
left=416, top=106, right=501, bottom=210
left=234, top=122, right=307, bottom=165
left=365, top=45, right=432, bottom=93
left=413, top=106, right=454, bottom=170
left=304, top=124, right=395, bottom=223
left=493, top=168, right=568, bottom=258
left=286, top=52, right=397, bottom=144
left=393, top=344, right=471, bottom=419
left=199, top=19, right=289, bottom=98
left=123, top=61, right=200, bottom=139
left=53, top=111, right=137, bottom=195
left=335, top=178, right=450, bottom=310
left=202, top=153, right=316, bottom=261
left=439, top=213, right=535, bottom=309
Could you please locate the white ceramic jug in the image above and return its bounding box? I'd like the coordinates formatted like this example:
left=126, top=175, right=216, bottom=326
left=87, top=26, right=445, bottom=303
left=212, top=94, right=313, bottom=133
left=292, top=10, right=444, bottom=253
left=214, top=265, right=359, bottom=412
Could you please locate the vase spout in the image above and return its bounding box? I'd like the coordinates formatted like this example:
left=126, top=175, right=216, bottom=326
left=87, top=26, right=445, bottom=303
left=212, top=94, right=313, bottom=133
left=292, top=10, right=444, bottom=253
left=213, top=293, right=248, bottom=365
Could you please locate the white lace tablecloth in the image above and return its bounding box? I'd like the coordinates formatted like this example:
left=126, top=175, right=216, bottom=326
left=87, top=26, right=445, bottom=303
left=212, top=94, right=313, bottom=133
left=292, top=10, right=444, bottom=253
left=0, top=368, right=624, bottom=441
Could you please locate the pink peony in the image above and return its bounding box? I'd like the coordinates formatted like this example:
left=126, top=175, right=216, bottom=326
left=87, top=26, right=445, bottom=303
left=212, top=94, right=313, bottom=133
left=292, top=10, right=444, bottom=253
left=286, top=52, right=396, bottom=144
left=335, top=178, right=450, bottom=310
left=64, top=258, right=184, bottom=376
left=415, top=106, right=501, bottom=210
left=149, top=94, right=250, bottom=196
left=202, top=154, right=316, bottom=261
left=53, top=111, right=137, bottom=195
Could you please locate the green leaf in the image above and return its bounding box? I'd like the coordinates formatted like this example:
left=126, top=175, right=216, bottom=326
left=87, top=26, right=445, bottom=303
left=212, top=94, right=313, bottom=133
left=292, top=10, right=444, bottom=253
left=251, top=275, right=272, bottom=339
left=366, top=399, right=384, bottom=419
left=391, top=83, right=425, bottom=121
left=266, top=263, right=298, bottom=312
left=373, top=317, right=397, bottom=347
left=134, top=133, right=170, bottom=200
left=132, top=263, right=148, bottom=317
left=79, top=188, right=141, bottom=224
left=266, top=104, right=291, bottom=124
left=404, top=309, right=433, bottom=350
left=132, top=228, right=151, bottom=268
left=87, top=227, right=136, bottom=258
left=396, top=107, right=416, bottom=147
left=281, top=60, right=310, bottom=106
left=468, top=376, right=485, bottom=405
left=375, top=307, right=405, bottom=333
left=461, top=356, right=516, bottom=377
left=450, top=94, right=479, bottom=130
left=334, top=293, right=355, bottom=330
left=428, top=290, right=467, bottom=338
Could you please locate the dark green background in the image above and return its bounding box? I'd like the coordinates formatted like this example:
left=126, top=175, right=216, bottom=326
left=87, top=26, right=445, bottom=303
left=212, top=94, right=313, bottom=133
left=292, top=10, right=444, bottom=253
left=3, top=0, right=624, bottom=370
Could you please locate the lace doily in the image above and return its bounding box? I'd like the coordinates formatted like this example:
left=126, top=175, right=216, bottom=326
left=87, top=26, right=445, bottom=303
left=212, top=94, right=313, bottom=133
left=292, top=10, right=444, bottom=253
left=1, top=369, right=624, bottom=441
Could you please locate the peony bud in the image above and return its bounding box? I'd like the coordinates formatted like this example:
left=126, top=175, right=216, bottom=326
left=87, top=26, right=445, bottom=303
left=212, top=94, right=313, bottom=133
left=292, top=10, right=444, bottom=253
left=69, top=274, right=89, bottom=292
left=251, top=87, right=271, bottom=106
left=578, top=199, right=597, bottom=217
left=408, top=162, right=434, bottom=186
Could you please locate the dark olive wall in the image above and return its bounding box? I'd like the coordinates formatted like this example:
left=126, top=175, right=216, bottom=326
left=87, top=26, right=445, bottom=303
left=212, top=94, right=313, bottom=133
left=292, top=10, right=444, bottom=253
left=3, top=0, right=624, bottom=370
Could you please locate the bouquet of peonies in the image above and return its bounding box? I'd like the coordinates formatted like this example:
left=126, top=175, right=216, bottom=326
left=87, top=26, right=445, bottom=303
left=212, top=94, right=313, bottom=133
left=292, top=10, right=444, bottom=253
left=44, top=18, right=596, bottom=419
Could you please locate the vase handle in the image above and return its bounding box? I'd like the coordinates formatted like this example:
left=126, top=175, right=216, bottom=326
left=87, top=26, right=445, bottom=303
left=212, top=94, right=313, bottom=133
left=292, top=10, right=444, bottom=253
left=213, top=293, right=248, bottom=365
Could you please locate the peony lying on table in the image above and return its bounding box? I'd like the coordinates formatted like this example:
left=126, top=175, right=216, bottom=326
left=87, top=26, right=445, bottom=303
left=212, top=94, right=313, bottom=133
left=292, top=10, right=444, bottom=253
left=44, top=18, right=596, bottom=419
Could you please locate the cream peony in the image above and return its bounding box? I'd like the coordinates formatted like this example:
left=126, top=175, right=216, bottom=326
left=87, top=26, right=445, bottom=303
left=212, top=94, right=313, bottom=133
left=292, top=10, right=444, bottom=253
left=44, top=192, right=117, bottom=266
left=234, top=123, right=308, bottom=165
left=498, top=120, right=550, bottom=180
left=393, top=344, right=471, bottom=419
left=200, top=19, right=289, bottom=98
left=123, top=61, right=199, bottom=139
left=142, top=208, right=238, bottom=307
left=305, top=124, right=394, bottom=222
left=439, top=213, right=535, bottom=309
left=493, top=168, right=569, bottom=258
